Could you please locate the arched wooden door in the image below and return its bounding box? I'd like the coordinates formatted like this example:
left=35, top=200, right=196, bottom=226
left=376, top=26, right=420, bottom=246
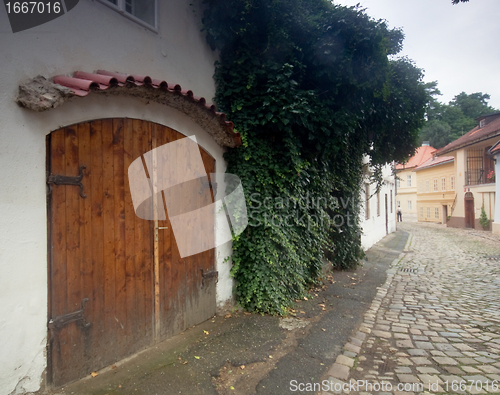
left=47, top=119, right=216, bottom=387
left=464, top=192, right=475, bottom=228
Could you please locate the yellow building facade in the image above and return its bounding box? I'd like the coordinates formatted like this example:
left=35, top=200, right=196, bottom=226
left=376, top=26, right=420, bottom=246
left=415, top=157, right=455, bottom=223
left=395, top=144, right=436, bottom=220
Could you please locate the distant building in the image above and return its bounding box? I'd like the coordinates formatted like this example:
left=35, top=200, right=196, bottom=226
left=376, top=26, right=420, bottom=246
left=359, top=158, right=396, bottom=250
left=395, top=143, right=436, bottom=220
left=415, top=156, right=455, bottom=223
left=435, top=113, right=499, bottom=229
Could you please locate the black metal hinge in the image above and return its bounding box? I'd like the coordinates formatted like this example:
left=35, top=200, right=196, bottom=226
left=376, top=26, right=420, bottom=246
left=47, top=165, right=86, bottom=198
left=48, top=298, right=92, bottom=333
left=200, top=268, right=218, bottom=288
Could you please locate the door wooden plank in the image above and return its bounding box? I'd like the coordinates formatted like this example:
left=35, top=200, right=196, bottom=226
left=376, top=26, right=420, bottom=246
left=133, top=119, right=153, bottom=339
left=123, top=119, right=137, bottom=341
left=48, top=128, right=68, bottom=386
left=112, top=119, right=127, bottom=342
left=101, top=119, right=117, bottom=339
left=62, top=125, right=84, bottom=382
left=155, top=125, right=173, bottom=339
left=49, top=129, right=67, bottom=320
left=64, top=125, right=82, bottom=313
left=198, top=148, right=216, bottom=324
left=77, top=122, right=93, bottom=364
left=89, top=120, right=105, bottom=358
left=152, top=122, right=161, bottom=340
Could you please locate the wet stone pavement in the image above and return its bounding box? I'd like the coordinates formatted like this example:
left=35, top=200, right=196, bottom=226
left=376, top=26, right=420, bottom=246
left=321, top=222, right=500, bottom=395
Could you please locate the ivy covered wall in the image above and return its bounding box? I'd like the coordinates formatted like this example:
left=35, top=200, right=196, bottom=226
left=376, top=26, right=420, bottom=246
left=201, top=0, right=428, bottom=314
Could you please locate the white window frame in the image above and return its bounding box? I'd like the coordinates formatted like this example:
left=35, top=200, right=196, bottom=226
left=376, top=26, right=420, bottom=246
left=98, top=0, right=158, bottom=31
left=425, top=180, right=430, bottom=193
left=451, top=176, right=455, bottom=191
left=441, top=177, right=446, bottom=191
left=407, top=200, right=412, bottom=210
left=396, top=178, right=400, bottom=188
left=407, top=175, right=412, bottom=187
left=435, top=208, right=439, bottom=219
left=433, top=178, right=438, bottom=192
left=418, top=181, right=423, bottom=193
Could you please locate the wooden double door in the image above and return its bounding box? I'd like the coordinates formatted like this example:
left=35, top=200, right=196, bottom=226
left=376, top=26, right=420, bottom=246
left=47, top=119, right=216, bottom=387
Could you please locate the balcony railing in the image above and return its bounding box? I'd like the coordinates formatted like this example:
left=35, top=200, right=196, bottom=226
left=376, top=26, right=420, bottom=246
left=465, top=169, right=495, bottom=186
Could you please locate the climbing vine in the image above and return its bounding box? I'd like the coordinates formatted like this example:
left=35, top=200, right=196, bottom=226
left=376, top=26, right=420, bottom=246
left=202, top=0, right=428, bottom=314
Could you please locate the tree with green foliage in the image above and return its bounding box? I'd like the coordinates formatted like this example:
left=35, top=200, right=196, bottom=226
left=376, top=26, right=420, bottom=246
left=202, top=0, right=428, bottom=314
left=419, top=120, right=452, bottom=149
left=452, top=92, right=496, bottom=120
left=419, top=90, right=498, bottom=148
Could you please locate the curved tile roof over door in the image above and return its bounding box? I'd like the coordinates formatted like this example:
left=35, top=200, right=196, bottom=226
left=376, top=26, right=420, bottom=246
left=16, top=70, right=241, bottom=148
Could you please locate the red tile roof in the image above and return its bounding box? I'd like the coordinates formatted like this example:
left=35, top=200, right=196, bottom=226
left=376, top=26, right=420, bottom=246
left=489, top=139, right=500, bottom=156
left=396, top=145, right=436, bottom=170
left=436, top=114, right=500, bottom=156
left=415, top=155, right=454, bottom=171
left=18, top=70, right=241, bottom=148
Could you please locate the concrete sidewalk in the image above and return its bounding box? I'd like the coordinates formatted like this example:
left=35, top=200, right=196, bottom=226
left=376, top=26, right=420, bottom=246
left=51, top=231, right=408, bottom=395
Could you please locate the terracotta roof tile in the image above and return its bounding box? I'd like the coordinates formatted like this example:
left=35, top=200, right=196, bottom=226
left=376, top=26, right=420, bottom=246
left=415, top=155, right=454, bottom=171
left=18, top=70, right=241, bottom=148
left=436, top=114, right=500, bottom=156
left=396, top=145, right=436, bottom=170
left=488, top=139, right=500, bottom=156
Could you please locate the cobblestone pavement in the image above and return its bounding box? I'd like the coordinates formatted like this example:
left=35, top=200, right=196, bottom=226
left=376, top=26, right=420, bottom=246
left=321, top=222, right=500, bottom=395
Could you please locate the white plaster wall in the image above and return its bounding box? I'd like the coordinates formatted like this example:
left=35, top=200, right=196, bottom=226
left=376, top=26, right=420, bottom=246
left=0, top=1, right=229, bottom=393
left=0, top=0, right=218, bottom=101
left=360, top=163, right=397, bottom=251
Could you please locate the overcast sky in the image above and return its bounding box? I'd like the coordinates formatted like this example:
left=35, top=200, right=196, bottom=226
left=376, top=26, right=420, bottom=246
left=334, top=0, right=500, bottom=110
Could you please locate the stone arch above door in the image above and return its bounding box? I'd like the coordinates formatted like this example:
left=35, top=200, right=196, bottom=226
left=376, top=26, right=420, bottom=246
left=16, top=70, right=241, bottom=148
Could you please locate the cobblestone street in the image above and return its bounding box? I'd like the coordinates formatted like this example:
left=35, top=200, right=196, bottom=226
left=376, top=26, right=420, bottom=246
left=322, top=222, right=500, bottom=395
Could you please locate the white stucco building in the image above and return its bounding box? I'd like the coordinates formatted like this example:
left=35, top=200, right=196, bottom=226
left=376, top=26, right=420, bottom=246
left=359, top=158, right=397, bottom=250
left=0, top=1, right=239, bottom=392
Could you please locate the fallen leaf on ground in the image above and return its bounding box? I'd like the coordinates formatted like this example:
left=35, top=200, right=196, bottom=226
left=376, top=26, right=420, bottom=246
left=91, top=371, right=98, bottom=378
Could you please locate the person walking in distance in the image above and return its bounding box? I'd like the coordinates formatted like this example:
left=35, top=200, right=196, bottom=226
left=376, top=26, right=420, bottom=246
left=397, top=204, right=402, bottom=222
